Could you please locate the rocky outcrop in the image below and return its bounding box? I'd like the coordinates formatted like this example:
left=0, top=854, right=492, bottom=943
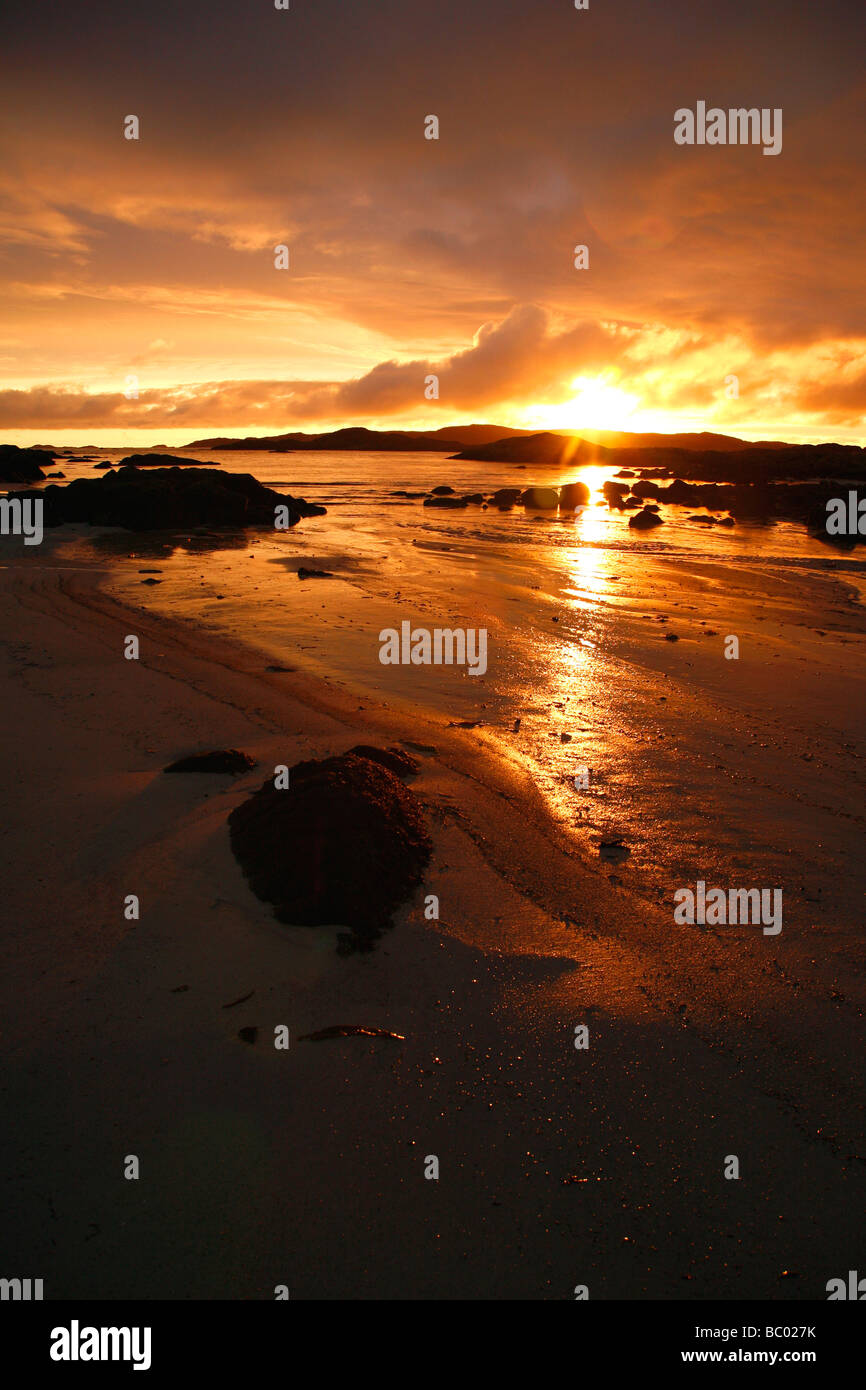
left=625, top=476, right=866, bottom=537
left=603, top=481, right=629, bottom=508
left=14, top=465, right=325, bottom=532
left=227, top=748, right=431, bottom=951
left=0, top=445, right=49, bottom=483
left=119, top=453, right=218, bottom=468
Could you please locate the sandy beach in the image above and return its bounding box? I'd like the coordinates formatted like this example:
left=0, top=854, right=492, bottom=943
left=2, top=525, right=864, bottom=1300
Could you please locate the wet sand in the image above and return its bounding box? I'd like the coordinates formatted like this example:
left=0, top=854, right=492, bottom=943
left=1, top=543, right=864, bottom=1299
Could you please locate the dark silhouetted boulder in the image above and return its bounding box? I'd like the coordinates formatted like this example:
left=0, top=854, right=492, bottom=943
left=424, top=494, right=468, bottom=508
left=0, top=445, right=48, bottom=483
left=629, top=507, right=664, bottom=529
left=118, top=453, right=218, bottom=467
left=603, top=481, right=629, bottom=508
left=631, top=479, right=660, bottom=499
left=431, top=485, right=455, bottom=495
left=228, top=749, right=432, bottom=950
left=559, top=481, right=591, bottom=509
left=521, top=486, right=559, bottom=509
left=20, top=465, right=326, bottom=532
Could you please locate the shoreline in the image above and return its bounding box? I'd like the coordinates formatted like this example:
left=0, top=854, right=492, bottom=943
left=1, top=547, right=864, bottom=1299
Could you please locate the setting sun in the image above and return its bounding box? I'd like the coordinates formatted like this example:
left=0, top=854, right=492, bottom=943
left=523, top=374, right=641, bottom=433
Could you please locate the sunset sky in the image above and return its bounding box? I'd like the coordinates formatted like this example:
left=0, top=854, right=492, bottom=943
left=1, top=0, right=864, bottom=446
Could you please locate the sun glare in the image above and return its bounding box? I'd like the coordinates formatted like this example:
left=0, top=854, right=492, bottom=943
left=524, top=375, right=641, bottom=433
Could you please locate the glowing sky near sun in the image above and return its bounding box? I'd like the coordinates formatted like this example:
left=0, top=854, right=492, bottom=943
left=1, top=0, right=864, bottom=446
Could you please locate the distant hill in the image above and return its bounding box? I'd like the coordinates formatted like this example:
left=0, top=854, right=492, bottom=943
left=187, top=422, right=783, bottom=453
left=188, top=426, right=463, bottom=452
left=424, top=423, right=541, bottom=445
left=450, top=431, right=866, bottom=483
left=574, top=428, right=788, bottom=452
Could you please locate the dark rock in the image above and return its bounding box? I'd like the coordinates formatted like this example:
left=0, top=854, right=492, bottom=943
left=489, top=487, right=522, bottom=506
left=603, top=481, right=629, bottom=508
left=18, top=465, right=326, bottom=532
left=297, top=566, right=333, bottom=578
left=118, top=453, right=218, bottom=468
left=141, top=577, right=161, bottom=585
left=629, top=507, right=664, bottom=530
left=164, top=749, right=257, bottom=774
left=0, top=444, right=48, bottom=483
left=227, top=749, right=432, bottom=949
left=559, top=481, right=591, bottom=509
left=461, top=492, right=484, bottom=504
left=423, top=494, right=468, bottom=508
left=631, top=479, right=659, bottom=499
left=431, top=485, right=455, bottom=495
left=521, top=486, right=559, bottom=509
left=345, top=745, right=419, bottom=778
left=665, top=478, right=693, bottom=504
left=47, top=471, right=65, bottom=478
